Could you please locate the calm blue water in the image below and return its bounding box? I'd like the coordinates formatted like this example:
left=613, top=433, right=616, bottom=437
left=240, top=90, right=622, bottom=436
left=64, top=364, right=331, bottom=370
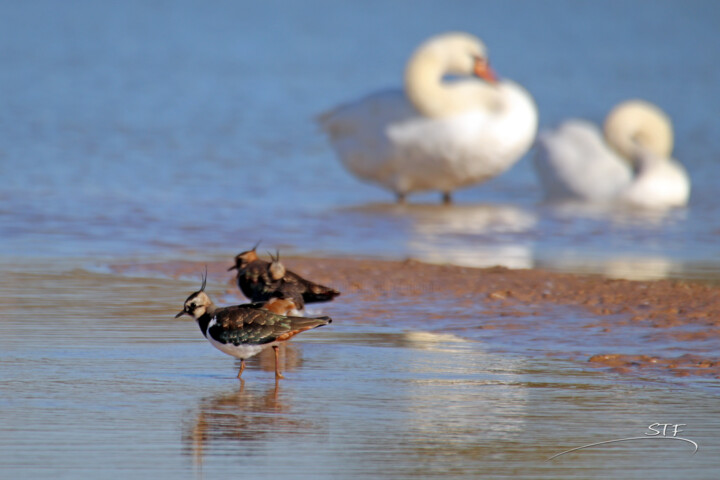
left=1, top=0, right=719, bottom=278
left=1, top=264, right=718, bottom=479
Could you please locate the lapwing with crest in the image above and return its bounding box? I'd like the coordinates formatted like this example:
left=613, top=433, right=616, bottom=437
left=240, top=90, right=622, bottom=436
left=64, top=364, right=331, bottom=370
left=176, top=269, right=332, bottom=379
left=228, top=242, right=341, bottom=305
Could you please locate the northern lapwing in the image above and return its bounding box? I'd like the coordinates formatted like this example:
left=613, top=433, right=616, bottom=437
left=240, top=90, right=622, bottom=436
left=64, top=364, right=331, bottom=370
left=176, top=272, right=332, bottom=379
left=228, top=243, right=341, bottom=304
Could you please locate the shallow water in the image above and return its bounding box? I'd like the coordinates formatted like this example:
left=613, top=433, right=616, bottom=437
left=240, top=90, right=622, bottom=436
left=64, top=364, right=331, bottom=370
left=1, top=1, right=720, bottom=478
left=1, top=264, right=718, bottom=479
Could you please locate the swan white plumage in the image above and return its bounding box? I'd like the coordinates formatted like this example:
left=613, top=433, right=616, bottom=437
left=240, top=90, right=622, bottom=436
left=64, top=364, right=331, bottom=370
left=318, top=32, right=538, bottom=203
left=534, top=100, right=690, bottom=209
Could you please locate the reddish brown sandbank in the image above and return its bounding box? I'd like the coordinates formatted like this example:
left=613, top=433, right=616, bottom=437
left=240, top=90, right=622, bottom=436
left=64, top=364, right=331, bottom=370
left=113, top=257, right=720, bottom=379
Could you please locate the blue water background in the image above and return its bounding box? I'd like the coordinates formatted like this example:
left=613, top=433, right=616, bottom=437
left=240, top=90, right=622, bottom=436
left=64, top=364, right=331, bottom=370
left=1, top=0, right=719, bottom=278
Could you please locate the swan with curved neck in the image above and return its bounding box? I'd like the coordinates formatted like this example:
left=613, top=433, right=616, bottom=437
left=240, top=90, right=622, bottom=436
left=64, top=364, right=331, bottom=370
left=319, top=32, right=537, bottom=204
left=534, top=99, right=689, bottom=209
left=404, top=33, right=500, bottom=118
left=604, top=100, right=673, bottom=161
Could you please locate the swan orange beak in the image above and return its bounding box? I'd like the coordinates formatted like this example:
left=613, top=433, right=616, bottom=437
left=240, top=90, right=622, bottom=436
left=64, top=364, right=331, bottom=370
left=473, top=57, right=498, bottom=83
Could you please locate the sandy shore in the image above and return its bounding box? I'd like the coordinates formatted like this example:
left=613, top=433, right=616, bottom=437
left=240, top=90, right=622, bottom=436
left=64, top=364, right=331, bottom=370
left=115, top=257, right=720, bottom=379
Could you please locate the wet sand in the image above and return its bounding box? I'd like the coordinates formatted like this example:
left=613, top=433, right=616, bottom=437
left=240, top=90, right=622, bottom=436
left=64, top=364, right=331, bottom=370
left=115, top=257, right=720, bottom=380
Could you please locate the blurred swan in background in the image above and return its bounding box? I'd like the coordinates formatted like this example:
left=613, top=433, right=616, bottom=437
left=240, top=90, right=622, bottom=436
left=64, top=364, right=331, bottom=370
left=534, top=100, right=690, bottom=209
left=319, top=32, right=537, bottom=204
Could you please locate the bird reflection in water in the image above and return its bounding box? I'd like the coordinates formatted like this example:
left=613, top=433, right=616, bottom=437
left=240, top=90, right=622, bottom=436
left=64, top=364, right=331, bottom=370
left=183, top=345, right=317, bottom=467
left=344, top=202, right=537, bottom=269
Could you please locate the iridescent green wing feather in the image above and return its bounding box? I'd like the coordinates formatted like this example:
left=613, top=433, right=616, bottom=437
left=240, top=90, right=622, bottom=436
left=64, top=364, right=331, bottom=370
left=209, top=308, right=287, bottom=345
left=209, top=308, right=330, bottom=346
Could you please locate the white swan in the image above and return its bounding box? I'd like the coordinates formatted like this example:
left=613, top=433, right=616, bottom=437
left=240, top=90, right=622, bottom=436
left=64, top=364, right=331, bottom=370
left=534, top=100, right=690, bottom=209
left=318, top=32, right=538, bottom=204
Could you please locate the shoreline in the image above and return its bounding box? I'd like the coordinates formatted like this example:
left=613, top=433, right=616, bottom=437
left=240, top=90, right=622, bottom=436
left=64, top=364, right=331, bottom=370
left=113, top=256, right=720, bottom=380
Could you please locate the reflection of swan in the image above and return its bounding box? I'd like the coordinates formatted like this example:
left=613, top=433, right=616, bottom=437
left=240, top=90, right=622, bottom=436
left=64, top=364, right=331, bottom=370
left=382, top=203, right=536, bottom=268
left=534, top=100, right=690, bottom=209
left=345, top=202, right=536, bottom=234
left=319, top=32, right=537, bottom=204
left=411, top=242, right=533, bottom=269
left=344, top=202, right=537, bottom=268
left=602, top=257, right=674, bottom=280
left=538, top=254, right=675, bottom=281
left=541, top=198, right=687, bottom=227
left=405, top=203, right=536, bottom=236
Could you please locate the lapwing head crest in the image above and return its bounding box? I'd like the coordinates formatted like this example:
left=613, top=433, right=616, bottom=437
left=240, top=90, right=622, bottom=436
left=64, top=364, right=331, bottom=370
left=176, top=267, right=212, bottom=319
left=228, top=240, right=261, bottom=271
left=267, top=249, right=286, bottom=281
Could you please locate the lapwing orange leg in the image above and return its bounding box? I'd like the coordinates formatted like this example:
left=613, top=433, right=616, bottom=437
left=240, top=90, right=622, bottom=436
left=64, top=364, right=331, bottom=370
left=237, top=359, right=246, bottom=379
left=273, top=345, right=285, bottom=379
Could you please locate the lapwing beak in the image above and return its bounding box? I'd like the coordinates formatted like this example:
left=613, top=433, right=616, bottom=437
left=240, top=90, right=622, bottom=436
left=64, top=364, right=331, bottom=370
left=228, top=264, right=237, bottom=271
left=175, top=310, right=187, bottom=318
